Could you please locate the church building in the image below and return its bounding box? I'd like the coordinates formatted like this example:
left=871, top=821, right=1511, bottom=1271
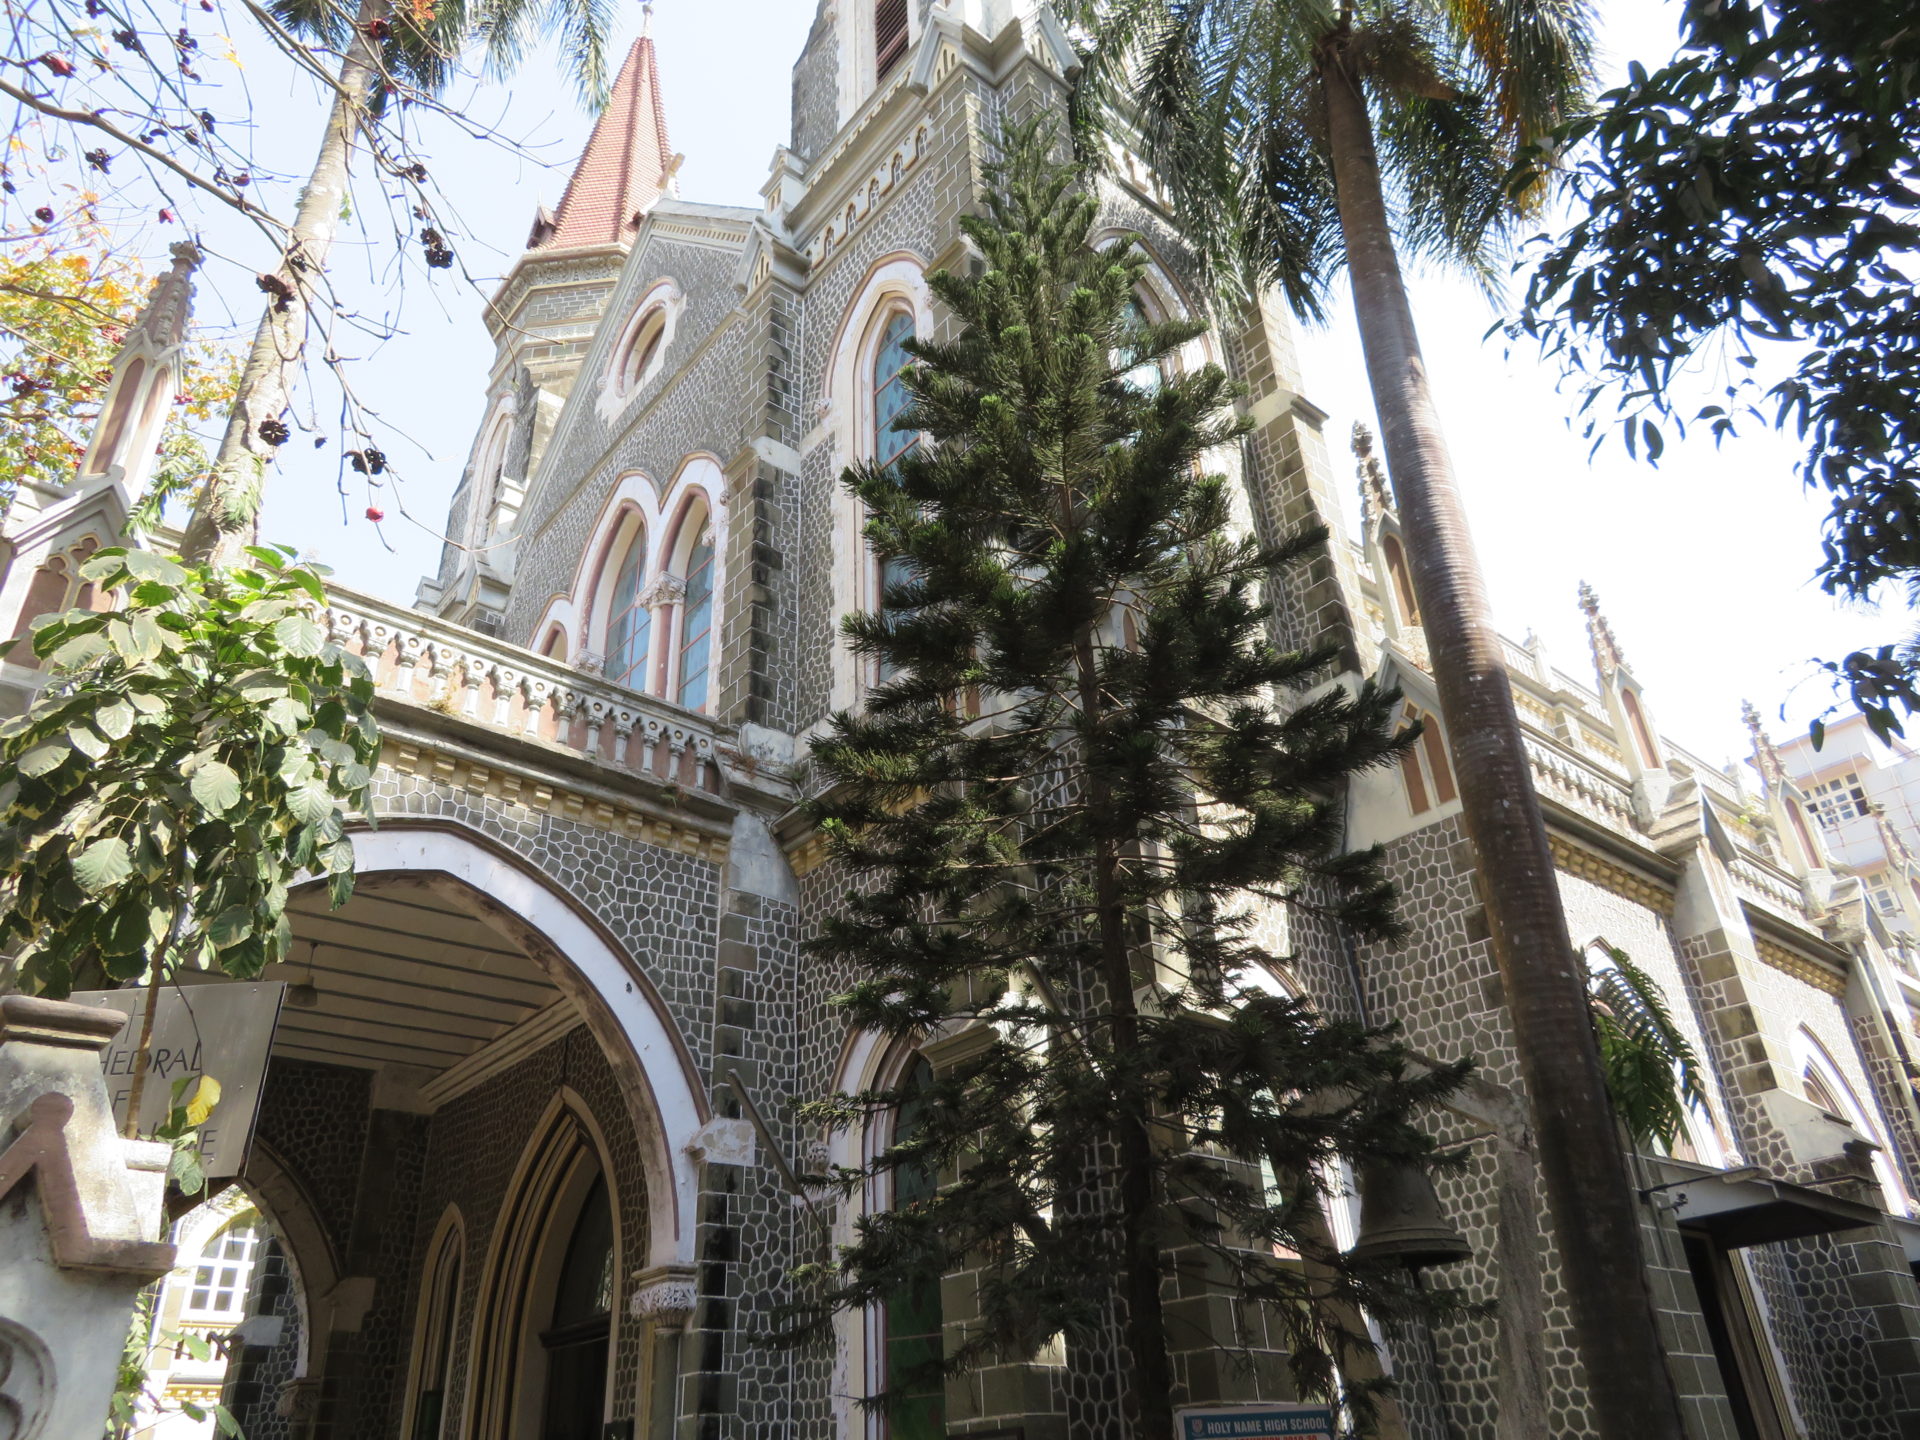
left=5, top=4, right=1920, bottom=1439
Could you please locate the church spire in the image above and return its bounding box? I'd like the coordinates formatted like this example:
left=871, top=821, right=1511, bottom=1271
left=531, top=17, right=678, bottom=251
left=1577, top=580, right=1629, bottom=682
left=1743, top=700, right=1786, bottom=788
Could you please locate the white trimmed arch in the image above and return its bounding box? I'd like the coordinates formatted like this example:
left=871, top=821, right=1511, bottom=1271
left=820, top=254, right=934, bottom=718
left=596, top=277, right=685, bottom=423
left=346, top=825, right=707, bottom=1271
left=1793, top=1026, right=1907, bottom=1212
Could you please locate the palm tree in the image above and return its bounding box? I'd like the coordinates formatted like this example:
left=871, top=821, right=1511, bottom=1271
left=179, top=0, right=616, bottom=566
left=1072, top=5, right=1688, bottom=1438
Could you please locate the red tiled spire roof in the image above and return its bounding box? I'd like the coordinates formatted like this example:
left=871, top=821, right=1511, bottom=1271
left=534, top=22, right=674, bottom=251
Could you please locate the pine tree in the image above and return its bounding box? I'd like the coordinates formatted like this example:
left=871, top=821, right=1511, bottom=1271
left=793, top=125, right=1471, bottom=1440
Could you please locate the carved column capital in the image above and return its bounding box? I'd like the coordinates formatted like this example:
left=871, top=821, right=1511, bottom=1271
left=628, top=1264, right=699, bottom=1330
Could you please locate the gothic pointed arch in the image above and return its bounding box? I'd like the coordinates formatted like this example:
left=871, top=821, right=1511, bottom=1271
left=399, top=1204, right=466, bottom=1440
left=341, top=825, right=708, bottom=1276
left=822, top=254, right=932, bottom=709
left=658, top=475, right=720, bottom=712
left=464, top=1091, right=626, bottom=1440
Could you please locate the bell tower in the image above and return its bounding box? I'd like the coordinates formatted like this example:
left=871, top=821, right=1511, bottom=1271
left=420, top=11, right=680, bottom=630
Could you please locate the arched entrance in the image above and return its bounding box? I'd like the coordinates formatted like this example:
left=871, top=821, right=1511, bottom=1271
left=219, top=823, right=706, bottom=1439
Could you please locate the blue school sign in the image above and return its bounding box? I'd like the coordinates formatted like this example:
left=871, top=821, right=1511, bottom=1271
left=1175, top=1405, right=1337, bottom=1440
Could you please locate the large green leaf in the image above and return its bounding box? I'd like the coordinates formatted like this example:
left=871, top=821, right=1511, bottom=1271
left=209, top=905, right=253, bottom=949
left=71, top=836, right=132, bottom=895
left=18, top=744, right=67, bottom=778
left=286, top=784, right=335, bottom=826
left=95, top=699, right=135, bottom=741
left=190, top=762, right=243, bottom=815
left=274, top=613, right=324, bottom=657
left=67, top=725, right=108, bottom=762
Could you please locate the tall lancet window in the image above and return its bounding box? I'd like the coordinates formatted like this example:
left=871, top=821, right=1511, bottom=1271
left=605, top=532, right=652, bottom=690
left=874, top=312, right=919, bottom=677
left=882, top=1057, right=944, bottom=1440
left=876, top=0, right=910, bottom=82
left=677, top=533, right=715, bottom=712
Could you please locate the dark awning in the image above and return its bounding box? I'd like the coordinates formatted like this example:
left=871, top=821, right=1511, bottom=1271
left=1643, top=1158, right=1884, bottom=1248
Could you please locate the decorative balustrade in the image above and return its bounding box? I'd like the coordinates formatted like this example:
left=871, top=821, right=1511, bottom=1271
left=321, top=591, right=748, bottom=800
left=1728, top=854, right=1812, bottom=921
left=1524, top=736, right=1638, bottom=831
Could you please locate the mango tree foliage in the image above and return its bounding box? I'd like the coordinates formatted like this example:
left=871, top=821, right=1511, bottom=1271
left=0, top=546, right=379, bottom=998
left=0, top=239, right=235, bottom=518
left=1514, top=0, right=1920, bottom=736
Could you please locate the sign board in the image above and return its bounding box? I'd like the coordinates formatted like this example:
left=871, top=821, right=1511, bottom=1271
left=1176, top=1405, right=1337, bottom=1440
left=69, top=983, right=285, bottom=1178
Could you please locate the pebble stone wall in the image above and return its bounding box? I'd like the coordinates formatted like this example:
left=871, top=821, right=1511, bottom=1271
left=212, top=7, right=1920, bottom=1440
left=366, top=768, right=723, bottom=1074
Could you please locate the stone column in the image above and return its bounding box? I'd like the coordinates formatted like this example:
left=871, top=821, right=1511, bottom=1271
left=0, top=995, right=176, bottom=1439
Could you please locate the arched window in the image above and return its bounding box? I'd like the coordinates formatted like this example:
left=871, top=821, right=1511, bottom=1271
left=1802, top=1067, right=1846, bottom=1119
left=542, top=627, right=568, bottom=661
left=874, top=312, right=919, bottom=677
left=1381, top=533, right=1420, bottom=625
left=1622, top=688, right=1659, bottom=769
left=677, top=532, right=715, bottom=712
left=875, top=0, right=910, bottom=81
left=604, top=528, right=652, bottom=690
left=875, top=313, right=918, bottom=473
left=406, top=1215, right=463, bottom=1440
left=473, top=410, right=513, bottom=536
left=618, top=309, right=668, bottom=396
left=542, top=1172, right=615, bottom=1438
left=882, top=1057, right=943, bottom=1440
left=1785, top=798, right=1820, bottom=869
left=1398, top=703, right=1457, bottom=817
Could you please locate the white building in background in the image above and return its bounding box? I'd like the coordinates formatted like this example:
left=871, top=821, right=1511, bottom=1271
left=133, top=1190, right=266, bottom=1439
left=1770, top=712, right=1920, bottom=955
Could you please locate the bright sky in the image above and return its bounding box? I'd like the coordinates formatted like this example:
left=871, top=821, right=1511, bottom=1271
left=152, top=0, right=1898, bottom=771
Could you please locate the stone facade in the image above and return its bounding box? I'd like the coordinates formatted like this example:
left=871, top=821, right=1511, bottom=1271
left=7, top=3, right=1920, bottom=1439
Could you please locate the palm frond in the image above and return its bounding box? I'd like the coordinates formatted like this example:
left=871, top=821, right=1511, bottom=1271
left=474, top=0, right=614, bottom=109
left=1436, top=0, right=1597, bottom=147
left=1586, top=943, right=1709, bottom=1152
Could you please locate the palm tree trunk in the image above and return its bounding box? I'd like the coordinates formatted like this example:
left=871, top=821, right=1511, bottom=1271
left=1317, top=48, right=1685, bottom=1440
left=178, top=0, right=387, bottom=567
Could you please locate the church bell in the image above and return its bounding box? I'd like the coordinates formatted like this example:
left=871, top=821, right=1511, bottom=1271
left=1348, top=1161, right=1472, bottom=1270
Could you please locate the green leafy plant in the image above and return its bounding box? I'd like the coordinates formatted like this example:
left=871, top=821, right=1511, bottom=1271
left=0, top=544, right=378, bottom=1129
left=1513, top=0, right=1920, bottom=739
left=1586, top=944, right=1709, bottom=1153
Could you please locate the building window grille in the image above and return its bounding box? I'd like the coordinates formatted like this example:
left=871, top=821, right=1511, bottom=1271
left=184, top=1224, right=260, bottom=1319
left=1810, top=773, right=1869, bottom=830
left=875, top=0, right=910, bottom=81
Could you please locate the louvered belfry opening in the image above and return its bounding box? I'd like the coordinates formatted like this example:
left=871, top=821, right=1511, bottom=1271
left=876, top=0, right=910, bottom=81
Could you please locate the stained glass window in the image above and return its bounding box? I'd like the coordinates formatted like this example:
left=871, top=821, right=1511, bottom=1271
left=678, top=535, right=715, bottom=712
left=606, top=534, right=652, bottom=691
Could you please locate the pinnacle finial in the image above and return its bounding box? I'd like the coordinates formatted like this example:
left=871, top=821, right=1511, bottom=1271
left=642, top=1, right=653, bottom=36
left=1577, top=582, right=1628, bottom=680
left=1352, top=421, right=1393, bottom=523
left=1742, top=700, right=1785, bottom=785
